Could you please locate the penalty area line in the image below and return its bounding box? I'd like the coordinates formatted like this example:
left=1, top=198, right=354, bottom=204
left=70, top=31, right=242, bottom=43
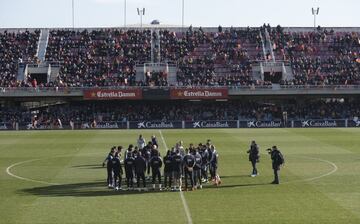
left=159, top=130, right=193, bottom=224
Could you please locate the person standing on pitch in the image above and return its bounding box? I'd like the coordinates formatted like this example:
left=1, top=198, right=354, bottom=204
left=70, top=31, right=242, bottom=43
left=151, top=135, right=159, bottom=149
left=102, top=147, right=115, bottom=188
left=163, top=149, right=173, bottom=190
left=183, top=148, right=196, bottom=191
left=171, top=150, right=183, bottom=191
left=137, top=134, right=146, bottom=150
left=247, top=140, right=260, bottom=177
left=209, top=145, right=220, bottom=185
left=134, top=151, right=147, bottom=189
left=200, top=144, right=209, bottom=183
left=193, top=148, right=203, bottom=189
left=111, top=152, right=122, bottom=191
left=268, top=146, right=285, bottom=184
left=124, top=152, right=135, bottom=190
left=149, top=150, right=163, bottom=190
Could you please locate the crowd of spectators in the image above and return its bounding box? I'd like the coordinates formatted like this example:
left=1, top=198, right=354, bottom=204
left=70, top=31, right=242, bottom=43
left=45, top=29, right=152, bottom=87
left=0, top=30, right=40, bottom=87
left=269, top=25, right=360, bottom=85
left=0, top=27, right=359, bottom=87
left=1, top=99, right=359, bottom=128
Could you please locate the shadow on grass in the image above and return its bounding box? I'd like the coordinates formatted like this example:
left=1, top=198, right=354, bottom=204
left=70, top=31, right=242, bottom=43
left=20, top=181, right=168, bottom=197
left=71, top=164, right=104, bottom=169
left=20, top=180, right=272, bottom=197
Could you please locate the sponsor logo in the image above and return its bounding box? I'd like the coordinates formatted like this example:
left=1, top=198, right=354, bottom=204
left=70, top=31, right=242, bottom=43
left=301, top=120, right=337, bottom=127
left=96, top=122, right=119, bottom=129
left=247, top=121, right=282, bottom=128
left=0, top=123, right=8, bottom=130
left=137, top=121, right=174, bottom=129
left=247, top=121, right=256, bottom=128
left=193, top=122, right=201, bottom=128
left=95, top=91, right=136, bottom=98
left=353, top=119, right=360, bottom=127
left=171, top=88, right=228, bottom=99
left=181, top=90, right=223, bottom=97
left=192, top=121, right=230, bottom=128
left=84, top=89, right=142, bottom=100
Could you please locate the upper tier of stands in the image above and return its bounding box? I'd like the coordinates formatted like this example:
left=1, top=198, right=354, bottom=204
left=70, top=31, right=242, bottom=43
left=0, top=26, right=359, bottom=87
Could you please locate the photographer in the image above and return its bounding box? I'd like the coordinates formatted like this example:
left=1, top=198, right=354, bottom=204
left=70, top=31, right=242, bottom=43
left=247, top=140, right=259, bottom=177
left=267, top=146, right=285, bottom=184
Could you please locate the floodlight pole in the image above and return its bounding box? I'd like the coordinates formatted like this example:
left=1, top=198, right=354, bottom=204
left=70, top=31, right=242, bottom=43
left=182, top=0, right=185, bottom=30
left=312, top=7, right=320, bottom=29
left=124, top=0, right=127, bottom=27
left=72, top=0, right=75, bottom=29
left=137, top=8, right=145, bottom=28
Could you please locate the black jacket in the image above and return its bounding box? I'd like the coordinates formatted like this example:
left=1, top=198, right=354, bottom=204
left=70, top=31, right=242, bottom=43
left=271, top=149, right=284, bottom=169
left=134, top=156, right=146, bottom=173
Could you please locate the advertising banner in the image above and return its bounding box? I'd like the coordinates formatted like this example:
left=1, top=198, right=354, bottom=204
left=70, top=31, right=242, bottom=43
left=83, top=88, right=142, bottom=100
left=241, top=120, right=283, bottom=128
left=129, top=121, right=182, bottom=129
left=185, top=120, right=237, bottom=128
left=348, top=119, right=360, bottom=127
left=170, top=88, right=228, bottom=100
left=293, top=119, right=346, bottom=128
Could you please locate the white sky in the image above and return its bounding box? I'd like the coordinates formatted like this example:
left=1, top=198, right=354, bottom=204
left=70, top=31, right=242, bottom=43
left=0, top=0, right=359, bottom=28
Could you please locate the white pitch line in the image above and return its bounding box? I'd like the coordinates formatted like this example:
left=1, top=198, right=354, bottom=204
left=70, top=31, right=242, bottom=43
left=5, top=152, right=104, bottom=186
left=284, top=155, right=338, bottom=184
left=159, top=130, right=193, bottom=224
left=6, top=159, right=60, bottom=186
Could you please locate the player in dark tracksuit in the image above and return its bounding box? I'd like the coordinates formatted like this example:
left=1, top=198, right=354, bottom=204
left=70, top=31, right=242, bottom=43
left=200, top=145, right=209, bottom=183
left=142, top=142, right=152, bottom=177
left=102, top=147, right=115, bottom=188
left=247, top=140, right=259, bottom=177
left=193, top=149, right=203, bottom=189
left=163, top=150, right=173, bottom=190
left=151, top=135, right=159, bottom=149
left=269, top=146, right=285, bottom=184
left=114, top=147, right=123, bottom=189
left=124, top=153, right=135, bottom=189
left=172, top=150, right=183, bottom=191
left=206, top=143, right=212, bottom=180
left=209, top=145, right=218, bottom=181
left=134, top=152, right=147, bottom=188
left=183, top=149, right=196, bottom=191
left=150, top=151, right=163, bottom=189
left=111, top=154, right=121, bottom=190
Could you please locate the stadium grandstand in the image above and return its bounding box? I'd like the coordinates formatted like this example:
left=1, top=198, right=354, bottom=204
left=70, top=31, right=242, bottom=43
left=0, top=25, right=359, bottom=130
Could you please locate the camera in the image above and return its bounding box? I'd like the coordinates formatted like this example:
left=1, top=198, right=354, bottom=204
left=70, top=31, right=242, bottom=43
left=267, top=148, right=272, bottom=154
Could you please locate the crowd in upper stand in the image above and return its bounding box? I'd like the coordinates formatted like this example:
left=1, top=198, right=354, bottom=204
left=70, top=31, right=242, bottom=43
left=0, top=30, right=40, bottom=87
left=0, top=26, right=359, bottom=87
left=269, top=25, right=360, bottom=85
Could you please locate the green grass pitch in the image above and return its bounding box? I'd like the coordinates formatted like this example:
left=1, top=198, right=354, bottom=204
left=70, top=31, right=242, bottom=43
left=1, top=128, right=360, bottom=224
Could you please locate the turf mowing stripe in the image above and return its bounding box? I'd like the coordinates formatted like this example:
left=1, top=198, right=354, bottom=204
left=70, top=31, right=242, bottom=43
left=159, top=130, right=193, bottom=224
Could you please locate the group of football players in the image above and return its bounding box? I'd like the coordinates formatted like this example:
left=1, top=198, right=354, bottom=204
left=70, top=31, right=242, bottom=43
left=102, top=135, right=220, bottom=191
